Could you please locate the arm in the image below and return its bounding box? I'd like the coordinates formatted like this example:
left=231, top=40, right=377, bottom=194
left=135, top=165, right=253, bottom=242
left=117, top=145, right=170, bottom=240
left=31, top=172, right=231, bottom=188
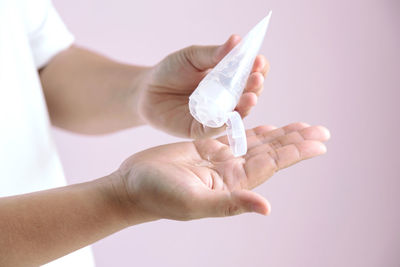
left=0, top=174, right=138, bottom=266
left=39, top=46, right=149, bottom=134
left=0, top=123, right=330, bottom=266
left=40, top=35, right=270, bottom=137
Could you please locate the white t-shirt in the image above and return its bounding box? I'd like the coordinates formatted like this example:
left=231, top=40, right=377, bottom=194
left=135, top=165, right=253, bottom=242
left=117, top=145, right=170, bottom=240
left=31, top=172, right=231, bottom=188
left=0, top=0, right=95, bottom=266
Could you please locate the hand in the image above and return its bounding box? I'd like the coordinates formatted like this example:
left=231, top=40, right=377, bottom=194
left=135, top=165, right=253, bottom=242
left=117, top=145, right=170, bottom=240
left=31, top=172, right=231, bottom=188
left=115, top=123, right=330, bottom=223
left=138, top=35, right=270, bottom=139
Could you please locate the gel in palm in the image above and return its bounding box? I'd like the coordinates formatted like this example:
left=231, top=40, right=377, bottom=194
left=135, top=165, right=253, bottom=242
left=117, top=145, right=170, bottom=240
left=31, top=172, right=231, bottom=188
left=189, top=11, right=272, bottom=157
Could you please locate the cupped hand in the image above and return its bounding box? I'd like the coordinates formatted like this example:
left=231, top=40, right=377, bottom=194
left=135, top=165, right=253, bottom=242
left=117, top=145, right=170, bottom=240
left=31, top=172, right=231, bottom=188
left=138, top=35, right=270, bottom=139
left=116, top=123, right=330, bottom=223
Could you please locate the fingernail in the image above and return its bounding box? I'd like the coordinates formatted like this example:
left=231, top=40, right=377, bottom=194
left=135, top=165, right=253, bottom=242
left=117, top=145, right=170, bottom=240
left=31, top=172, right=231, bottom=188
left=252, top=203, right=271, bottom=216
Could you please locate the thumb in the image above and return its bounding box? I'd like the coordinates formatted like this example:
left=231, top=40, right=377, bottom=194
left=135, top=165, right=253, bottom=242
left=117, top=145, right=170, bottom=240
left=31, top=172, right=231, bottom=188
left=183, top=34, right=241, bottom=71
left=195, top=189, right=271, bottom=218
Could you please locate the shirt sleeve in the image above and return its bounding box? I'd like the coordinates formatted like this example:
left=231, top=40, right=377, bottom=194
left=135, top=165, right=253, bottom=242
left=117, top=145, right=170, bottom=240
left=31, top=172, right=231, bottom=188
left=29, top=1, right=74, bottom=69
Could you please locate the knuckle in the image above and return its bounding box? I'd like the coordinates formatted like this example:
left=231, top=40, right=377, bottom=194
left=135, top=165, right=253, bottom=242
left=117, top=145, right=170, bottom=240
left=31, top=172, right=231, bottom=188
left=185, top=45, right=197, bottom=57
left=269, top=139, right=283, bottom=150
left=224, top=205, right=242, bottom=217
left=266, top=149, right=279, bottom=172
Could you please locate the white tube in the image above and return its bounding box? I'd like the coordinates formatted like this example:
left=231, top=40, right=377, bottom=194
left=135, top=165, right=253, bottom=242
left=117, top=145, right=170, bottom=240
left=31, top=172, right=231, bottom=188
left=189, top=11, right=272, bottom=156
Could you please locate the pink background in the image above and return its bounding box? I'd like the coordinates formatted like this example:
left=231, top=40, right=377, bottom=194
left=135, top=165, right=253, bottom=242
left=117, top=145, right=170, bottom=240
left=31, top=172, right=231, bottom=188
left=52, top=0, right=400, bottom=266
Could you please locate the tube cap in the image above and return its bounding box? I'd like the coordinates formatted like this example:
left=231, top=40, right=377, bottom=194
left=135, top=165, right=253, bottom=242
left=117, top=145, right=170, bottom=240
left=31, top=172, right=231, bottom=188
left=226, top=111, right=247, bottom=157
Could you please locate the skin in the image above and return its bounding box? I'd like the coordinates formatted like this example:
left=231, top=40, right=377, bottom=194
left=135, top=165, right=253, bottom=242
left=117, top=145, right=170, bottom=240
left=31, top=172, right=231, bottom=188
left=139, top=35, right=269, bottom=138
left=39, top=35, right=267, bottom=137
left=118, top=123, right=329, bottom=222
left=0, top=35, right=330, bottom=266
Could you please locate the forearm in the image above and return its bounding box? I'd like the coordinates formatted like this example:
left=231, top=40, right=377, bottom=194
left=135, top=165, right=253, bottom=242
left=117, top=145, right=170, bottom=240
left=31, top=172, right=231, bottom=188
left=39, top=46, right=151, bottom=134
left=0, top=173, right=147, bottom=266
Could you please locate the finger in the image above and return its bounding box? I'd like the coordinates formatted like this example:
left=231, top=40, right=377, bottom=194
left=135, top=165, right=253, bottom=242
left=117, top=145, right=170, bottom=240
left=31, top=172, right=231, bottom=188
left=274, top=140, right=327, bottom=169
left=246, top=122, right=310, bottom=149
left=251, top=55, right=270, bottom=77
left=247, top=125, right=278, bottom=137
left=243, top=72, right=264, bottom=96
left=244, top=140, right=327, bottom=189
left=183, top=35, right=241, bottom=71
left=216, top=123, right=307, bottom=148
left=193, top=189, right=271, bottom=218
left=251, top=55, right=265, bottom=72
left=246, top=126, right=330, bottom=158
left=243, top=56, right=269, bottom=97
left=216, top=124, right=277, bottom=145
left=215, top=34, right=241, bottom=62
left=263, top=126, right=331, bottom=150
left=235, top=92, right=257, bottom=117
left=232, top=190, right=271, bottom=215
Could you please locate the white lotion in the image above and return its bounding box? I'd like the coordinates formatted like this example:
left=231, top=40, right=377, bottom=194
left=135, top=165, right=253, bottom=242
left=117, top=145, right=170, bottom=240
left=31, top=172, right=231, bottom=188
left=189, top=11, right=272, bottom=157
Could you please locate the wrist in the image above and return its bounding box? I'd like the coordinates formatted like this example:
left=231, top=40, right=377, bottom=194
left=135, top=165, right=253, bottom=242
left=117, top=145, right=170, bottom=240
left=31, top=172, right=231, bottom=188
left=127, top=65, right=153, bottom=126
left=100, top=170, right=158, bottom=227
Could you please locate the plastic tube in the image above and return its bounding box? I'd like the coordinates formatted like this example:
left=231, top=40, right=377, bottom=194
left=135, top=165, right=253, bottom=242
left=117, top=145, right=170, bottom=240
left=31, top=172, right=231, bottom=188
left=189, top=11, right=272, bottom=156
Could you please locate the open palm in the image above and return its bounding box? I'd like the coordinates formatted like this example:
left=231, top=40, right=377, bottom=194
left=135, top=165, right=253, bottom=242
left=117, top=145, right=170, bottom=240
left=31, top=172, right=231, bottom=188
left=118, top=122, right=330, bottom=221
left=138, top=35, right=269, bottom=139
